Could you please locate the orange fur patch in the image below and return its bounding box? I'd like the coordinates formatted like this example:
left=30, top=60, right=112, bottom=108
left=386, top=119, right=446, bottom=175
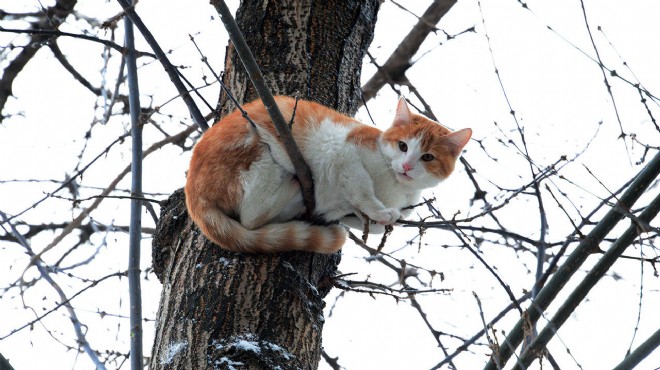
left=186, top=111, right=260, bottom=216
left=185, top=96, right=352, bottom=253
left=346, top=125, right=382, bottom=150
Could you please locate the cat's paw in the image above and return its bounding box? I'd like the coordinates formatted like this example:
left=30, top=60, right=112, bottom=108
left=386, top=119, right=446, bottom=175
left=371, top=208, right=401, bottom=225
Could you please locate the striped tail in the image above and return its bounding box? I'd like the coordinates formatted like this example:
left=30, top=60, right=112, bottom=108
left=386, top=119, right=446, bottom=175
left=188, top=201, right=346, bottom=254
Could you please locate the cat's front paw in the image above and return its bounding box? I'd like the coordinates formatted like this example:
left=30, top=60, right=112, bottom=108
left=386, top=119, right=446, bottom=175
left=371, top=208, right=401, bottom=225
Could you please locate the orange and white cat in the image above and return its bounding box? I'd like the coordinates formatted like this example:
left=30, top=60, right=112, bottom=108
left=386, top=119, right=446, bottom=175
left=185, top=96, right=471, bottom=253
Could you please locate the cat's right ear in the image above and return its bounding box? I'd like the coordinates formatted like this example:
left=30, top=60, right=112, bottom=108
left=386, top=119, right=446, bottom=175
left=393, top=96, right=412, bottom=126
left=443, top=128, right=473, bottom=157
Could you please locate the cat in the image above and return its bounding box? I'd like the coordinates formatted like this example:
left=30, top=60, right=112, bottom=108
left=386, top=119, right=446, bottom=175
left=184, top=96, right=471, bottom=253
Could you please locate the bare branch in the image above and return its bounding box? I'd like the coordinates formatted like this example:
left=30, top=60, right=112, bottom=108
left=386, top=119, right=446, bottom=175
left=409, top=295, right=457, bottom=368
left=612, top=327, right=660, bottom=370
left=0, top=353, right=15, bottom=370
left=431, top=291, right=531, bottom=369
left=0, top=269, right=125, bottom=341
left=23, top=126, right=196, bottom=273
left=0, top=211, right=109, bottom=369
left=578, top=0, right=627, bottom=143
left=1, top=131, right=132, bottom=225
left=124, top=6, right=145, bottom=368
left=49, top=40, right=104, bottom=96
left=513, top=191, right=660, bottom=369
left=0, top=27, right=156, bottom=58
left=360, top=0, right=456, bottom=104
left=115, top=0, right=209, bottom=131
left=484, top=151, right=660, bottom=370
left=211, top=0, right=317, bottom=216
left=0, top=0, right=78, bottom=120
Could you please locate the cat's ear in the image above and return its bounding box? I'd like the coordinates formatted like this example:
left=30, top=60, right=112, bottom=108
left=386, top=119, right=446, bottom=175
left=443, top=128, right=472, bottom=157
left=393, top=97, right=412, bottom=126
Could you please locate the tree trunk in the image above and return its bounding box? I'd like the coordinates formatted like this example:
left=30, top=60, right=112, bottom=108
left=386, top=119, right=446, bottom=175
left=150, top=1, right=380, bottom=369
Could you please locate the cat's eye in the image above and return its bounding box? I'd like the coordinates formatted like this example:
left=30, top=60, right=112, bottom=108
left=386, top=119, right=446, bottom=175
left=421, top=153, right=435, bottom=162
left=398, top=141, right=408, bottom=152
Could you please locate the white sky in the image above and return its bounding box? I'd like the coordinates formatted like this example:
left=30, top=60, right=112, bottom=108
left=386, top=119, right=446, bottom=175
left=0, top=0, right=659, bottom=369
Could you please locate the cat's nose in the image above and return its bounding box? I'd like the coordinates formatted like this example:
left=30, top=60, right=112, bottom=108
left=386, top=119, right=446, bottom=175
left=402, top=162, right=413, bottom=172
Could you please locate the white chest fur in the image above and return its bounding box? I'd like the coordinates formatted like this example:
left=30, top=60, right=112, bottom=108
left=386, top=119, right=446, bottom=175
left=300, top=119, right=421, bottom=222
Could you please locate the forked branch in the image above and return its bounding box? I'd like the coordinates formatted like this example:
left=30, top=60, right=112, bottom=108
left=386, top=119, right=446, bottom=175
left=483, top=151, right=660, bottom=370
left=360, top=0, right=457, bottom=104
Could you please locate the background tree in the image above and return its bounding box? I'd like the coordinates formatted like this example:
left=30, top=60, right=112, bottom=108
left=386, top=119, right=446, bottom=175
left=0, top=0, right=658, bottom=369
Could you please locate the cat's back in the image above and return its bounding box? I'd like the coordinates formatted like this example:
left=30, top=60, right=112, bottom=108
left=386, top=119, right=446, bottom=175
left=269, top=97, right=382, bottom=155
left=195, top=96, right=385, bottom=176
left=275, top=97, right=358, bottom=136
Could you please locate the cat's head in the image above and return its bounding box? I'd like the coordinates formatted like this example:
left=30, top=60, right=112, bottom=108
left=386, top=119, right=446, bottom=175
left=379, top=97, right=472, bottom=189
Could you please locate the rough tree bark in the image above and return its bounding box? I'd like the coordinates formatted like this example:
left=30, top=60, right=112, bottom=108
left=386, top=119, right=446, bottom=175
left=150, top=1, right=380, bottom=369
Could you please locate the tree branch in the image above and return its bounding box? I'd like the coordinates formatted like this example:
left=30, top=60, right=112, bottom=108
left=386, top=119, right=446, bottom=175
left=360, top=0, right=456, bottom=104
left=23, top=126, right=196, bottom=273
left=0, top=211, right=108, bottom=369
left=0, top=27, right=156, bottom=58
left=430, top=291, right=531, bottom=369
left=0, top=353, right=15, bottom=370
left=124, top=4, right=144, bottom=368
left=514, top=191, right=660, bottom=369
left=211, top=0, right=316, bottom=216
left=611, top=326, right=660, bottom=370
left=114, top=0, right=209, bottom=131
left=484, top=151, right=660, bottom=370
left=49, top=41, right=104, bottom=96
left=0, top=0, right=78, bottom=121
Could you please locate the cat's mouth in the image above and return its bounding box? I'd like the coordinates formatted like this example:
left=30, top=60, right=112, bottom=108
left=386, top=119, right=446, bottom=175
left=397, top=172, right=414, bottom=181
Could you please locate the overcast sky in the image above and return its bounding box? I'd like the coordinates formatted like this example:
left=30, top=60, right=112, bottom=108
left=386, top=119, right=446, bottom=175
left=1, top=0, right=659, bottom=369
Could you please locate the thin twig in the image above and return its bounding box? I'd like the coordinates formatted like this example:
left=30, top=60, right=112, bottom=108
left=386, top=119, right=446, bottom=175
left=483, top=151, right=660, bottom=370
left=1, top=131, right=132, bottom=225
left=513, top=191, right=660, bottom=369
left=0, top=211, right=109, bottom=370
left=22, top=126, right=196, bottom=275
left=124, top=7, right=144, bottom=369
left=612, top=327, right=660, bottom=370
left=115, top=0, right=208, bottom=131
left=0, top=26, right=156, bottom=58
left=360, top=0, right=457, bottom=104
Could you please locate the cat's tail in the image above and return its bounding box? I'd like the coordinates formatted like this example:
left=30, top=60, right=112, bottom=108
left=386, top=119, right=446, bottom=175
left=188, top=202, right=347, bottom=254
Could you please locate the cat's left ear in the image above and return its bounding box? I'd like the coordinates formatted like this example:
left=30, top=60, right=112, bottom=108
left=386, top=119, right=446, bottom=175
left=443, top=128, right=472, bottom=157
left=393, top=97, right=412, bottom=126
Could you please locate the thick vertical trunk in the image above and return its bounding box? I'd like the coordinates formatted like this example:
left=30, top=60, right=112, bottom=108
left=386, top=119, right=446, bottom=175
left=150, top=1, right=379, bottom=369
left=218, top=0, right=378, bottom=116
